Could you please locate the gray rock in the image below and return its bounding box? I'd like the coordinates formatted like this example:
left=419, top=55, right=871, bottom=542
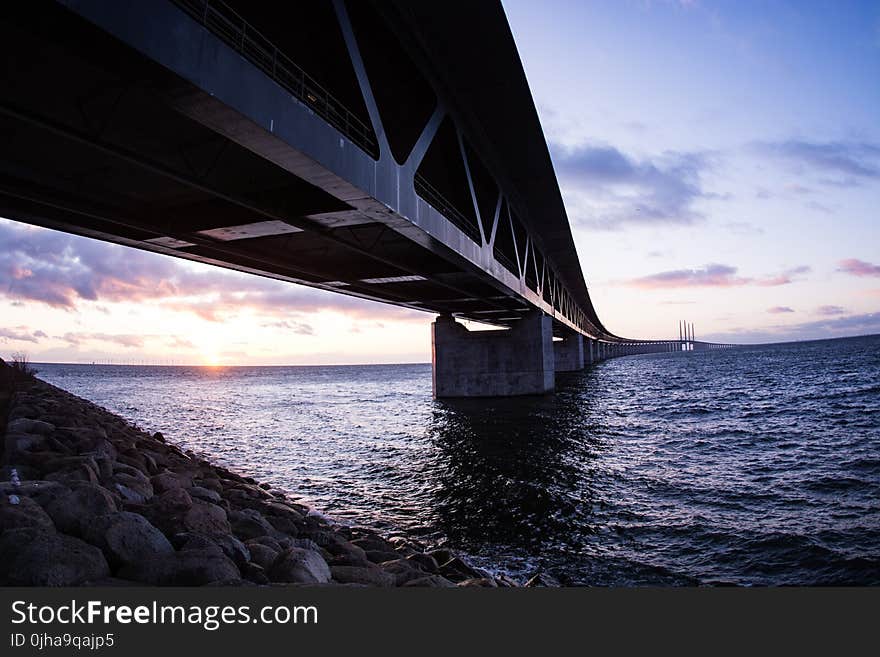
left=81, top=512, right=173, bottom=568
left=0, top=496, right=55, bottom=531
left=0, top=480, right=69, bottom=507
left=7, top=418, right=55, bottom=436
left=229, top=508, right=276, bottom=540
left=188, top=486, right=222, bottom=504
left=330, top=564, right=395, bottom=587
left=247, top=542, right=279, bottom=570
left=182, top=501, right=230, bottom=534
left=525, top=572, right=560, bottom=587
left=365, top=549, right=401, bottom=564
left=402, top=575, right=456, bottom=587
left=45, top=483, right=117, bottom=535
left=113, top=471, right=153, bottom=502
left=0, top=528, right=110, bottom=586
left=405, top=552, right=440, bottom=573
left=268, top=547, right=331, bottom=584
left=380, top=559, right=428, bottom=586
left=151, top=471, right=191, bottom=494
left=118, top=549, right=240, bottom=586
left=457, top=577, right=498, bottom=587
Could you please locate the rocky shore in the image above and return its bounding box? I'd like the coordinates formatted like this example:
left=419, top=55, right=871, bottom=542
left=0, top=358, right=527, bottom=587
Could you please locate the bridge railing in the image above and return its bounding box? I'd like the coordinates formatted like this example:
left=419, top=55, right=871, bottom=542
left=171, top=0, right=379, bottom=159
left=414, top=173, right=482, bottom=244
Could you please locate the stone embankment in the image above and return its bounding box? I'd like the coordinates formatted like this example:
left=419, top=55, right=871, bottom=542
left=0, top=359, right=530, bottom=587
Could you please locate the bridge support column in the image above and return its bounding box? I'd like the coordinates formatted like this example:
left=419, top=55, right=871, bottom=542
left=554, top=331, right=584, bottom=372
left=432, top=312, right=554, bottom=398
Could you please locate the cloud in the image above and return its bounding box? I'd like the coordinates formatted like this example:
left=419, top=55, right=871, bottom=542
left=703, top=312, right=880, bottom=344
left=755, top=139, right=880, bottom=182
left=755, top=265, right=811, bottom=286
left=816, top=305, right=846, bottom=316
left=767, top=306, right=794, bottom=314
left=837, top=258, right=880, bottom=278
left=0, top=327, right=40, bottom=343
left=625, top=263, right=750, bottom=289
left=33, top=330, right=48, bottom=339
left=624, top=263, right=810, bottom=290
left=58, top=332, right=145, bottom=348
left=261, top=320, right=315, bottom=336
left=166, top=337, right=196, bottom=349
left=550, top=143, right=718, bottom=230
left=0, top=219, right=424, bottom=324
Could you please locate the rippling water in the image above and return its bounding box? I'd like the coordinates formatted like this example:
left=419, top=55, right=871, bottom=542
left=35, top=334, right=880, bottom=585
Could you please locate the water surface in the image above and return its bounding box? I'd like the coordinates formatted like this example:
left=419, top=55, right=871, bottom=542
left=36, top=335, right=880, bottom=585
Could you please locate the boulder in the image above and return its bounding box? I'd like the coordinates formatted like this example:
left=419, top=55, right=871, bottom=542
left=365, top=549, right=401, bottom=564
left=0, top=496, right=55, bottom=531
left=7, top=418, right=55, bottom=436
left=113, top=471, right=153, bottom=503
left=228, top=508, right=276, bottom=540
left=0, top=528, right=110, bottom=586
left=402, top=575, right=456, bottom=588
left=151, top=471, right=191, bottom=494
left=330, top=564, right=395, bottom=587
left=182, top=501, right=230, bottom=535
left=457, top=578, right=498, bottom=587
left=81, top=512, right=173, bottom=568
left=188, top=486, right=222, bottom=505
left=118, top=549, right=240, bottom=586
left=379, top=559, right=428, bottom=586
left=45, top=483, right=118, bottom=535
left=268, top=548, right=331, bottom=584
left=405, top=552, right=440, bottom=573
left=246, top=542, right=279, bottom=570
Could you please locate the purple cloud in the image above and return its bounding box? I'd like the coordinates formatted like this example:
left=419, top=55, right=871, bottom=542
left=756, top=140, right=880, bottom=181
left=0, top=219, right=424, bottom=324
left=816, top=305, right=846, bottom=316
left=626, top=263, right=811, bottom=290
left=625, top=263, right=750, bottom=289
left=0, top=327, right=40, bottom=343
left=767, top=306, right=795, bottom=314
left=838, top=258, right=880, bottom=278
left=550, top=143, right=717, bottom=230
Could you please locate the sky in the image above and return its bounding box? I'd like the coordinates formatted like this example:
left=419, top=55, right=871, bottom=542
left=2, top=0, right=880, bottom=365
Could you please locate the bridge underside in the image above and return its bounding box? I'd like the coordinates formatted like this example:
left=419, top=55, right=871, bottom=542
left=0, top=3, right=539, bottom=328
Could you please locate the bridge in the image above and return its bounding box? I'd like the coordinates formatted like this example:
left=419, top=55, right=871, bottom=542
left=0, top=0, right=734, bottom=396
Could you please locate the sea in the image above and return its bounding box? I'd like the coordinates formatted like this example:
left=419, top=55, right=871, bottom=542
left=34, top=334, right=880, bottom=585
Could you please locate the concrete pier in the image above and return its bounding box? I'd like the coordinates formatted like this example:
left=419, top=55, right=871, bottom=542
left=432, top=312, right=554, bottom=398
left=554, top=331, right=585, bottom=372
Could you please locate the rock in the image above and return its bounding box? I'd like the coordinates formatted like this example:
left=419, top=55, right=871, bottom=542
left=113, top=471, right=153, bottom=503
left=401, top=574, right=456, bottom=588
left=246, top=542, right=279, bottom=570
left=188, top=486, right=222, bottom=504
left=0, top=528, right=110, bottom=586
left=0, top=480, right=69, bottom=507
left=406, top=552, right=440, bottom=573
left=81, top=512, right=173, bottom=568
left=247, top=535, right=283, bottom=552
left=151, top=471, right=191, bottom=494
left=365, top=549, right=401, bottom=564
left=7, top=418, right=55, bottom=436
left=228, top=508, right=276, bottom=540
left=182, top=501, right=230, bottom=535
left=0, top=465, right=40, bottom=481
left=330, top=564, right=395, bottom=587
left=351, top=536, right=394, bottom=553
left=45, top=484, right=118, bottom=535
left=152, top=431, right=165, bottom=443
left=0, top=496, right=55, bottom=531
left=119, top=550, right=240, bottom=586
left=268, top=548, right=331, bottom=584
left=525, top=572, right=560, bottom=587
left=240, top=562, right=270, bottom=585
left=380, top=559, right=428, bottom=586
left=457, top=578, right=498, bottom=587
left=151, top=488, right=193, bottom=515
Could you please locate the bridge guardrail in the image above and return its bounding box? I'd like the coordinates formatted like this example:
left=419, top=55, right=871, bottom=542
left=172, top=0, right=379, bottom=159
